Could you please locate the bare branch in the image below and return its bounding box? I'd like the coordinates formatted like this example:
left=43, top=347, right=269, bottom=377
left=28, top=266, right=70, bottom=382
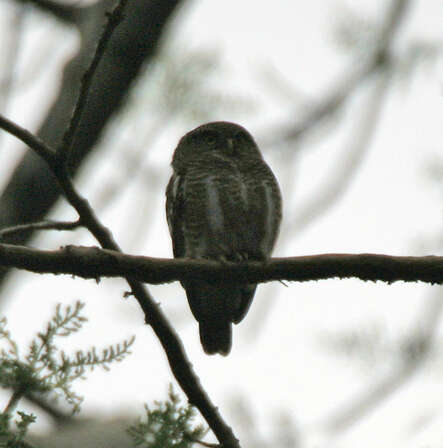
left=0, top=220, right=81, bottom=240
left=60, top=0, right=130, bottom=162
left=0, top=114, right=57, bottom=166
left=0, top=243, right=441, bottom=286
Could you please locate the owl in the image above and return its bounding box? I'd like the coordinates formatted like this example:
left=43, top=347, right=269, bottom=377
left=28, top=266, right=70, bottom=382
left=166, top=121, right=282, bottom=355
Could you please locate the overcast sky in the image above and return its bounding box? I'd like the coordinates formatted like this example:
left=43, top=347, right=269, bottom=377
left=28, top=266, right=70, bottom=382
left=1, top=1, right=443, bottom=447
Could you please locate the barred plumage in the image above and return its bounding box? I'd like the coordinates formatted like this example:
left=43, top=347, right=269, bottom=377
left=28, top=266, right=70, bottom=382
left=166, top=121, right=282, bottom=355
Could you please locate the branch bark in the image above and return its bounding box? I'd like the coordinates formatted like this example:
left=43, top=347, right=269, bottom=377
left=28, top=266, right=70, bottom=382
left=0, top=243, right=441, bottom=286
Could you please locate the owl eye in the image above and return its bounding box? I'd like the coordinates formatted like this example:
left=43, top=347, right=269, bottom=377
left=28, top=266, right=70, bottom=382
left=199, top=130, right=218, bottom=147
left=206, top=136, right=217, bottom=146
left=235, top=130, right=250, bottom=143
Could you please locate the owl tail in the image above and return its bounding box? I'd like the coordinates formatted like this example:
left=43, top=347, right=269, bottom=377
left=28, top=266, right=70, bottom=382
left=199, top=320, right=232, bottom=356
left=184, top=280, right=243, bottom=356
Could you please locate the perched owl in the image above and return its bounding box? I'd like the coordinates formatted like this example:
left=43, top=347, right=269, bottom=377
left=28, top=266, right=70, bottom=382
left=166, top=121, right=282, bottom=355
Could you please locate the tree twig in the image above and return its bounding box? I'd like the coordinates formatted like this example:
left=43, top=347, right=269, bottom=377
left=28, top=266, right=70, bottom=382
left=0, top=115, right=56, bottom=166
left=60, top=0, right=130, bottom=162
left=0, top=220, right=81, bottom=240
left=4, top=389, right=24, bottom=417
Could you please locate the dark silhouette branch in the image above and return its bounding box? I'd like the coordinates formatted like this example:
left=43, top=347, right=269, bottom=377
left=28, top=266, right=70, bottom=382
left=59, top=0, right=129, bottom=162
left=0, top=243, right=441, bottom=286
left=0, top=115, right=56, bottom=165
left=0, top=106, right=240, bottom=448
left=0, top=220, right=81, bottom=240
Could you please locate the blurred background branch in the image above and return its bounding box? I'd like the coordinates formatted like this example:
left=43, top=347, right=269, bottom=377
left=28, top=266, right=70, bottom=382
left=0, top=0, right=185, bottom=286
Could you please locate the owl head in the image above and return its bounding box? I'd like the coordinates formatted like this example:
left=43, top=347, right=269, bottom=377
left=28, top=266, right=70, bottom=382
left=171, top=121, right=263, bottom=170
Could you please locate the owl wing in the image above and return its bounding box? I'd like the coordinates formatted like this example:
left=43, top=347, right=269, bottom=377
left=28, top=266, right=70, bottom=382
left=166, top=173, right=186, bottom=258
left=244, top=173, right=282, bottom=259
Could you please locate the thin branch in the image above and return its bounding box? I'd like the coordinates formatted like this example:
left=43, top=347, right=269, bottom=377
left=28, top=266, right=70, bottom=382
left=59, top=0, right=130, bottom=162
left=24, top=393, right=72, bottom=425
left=0, top=115, right=57, bottom=166
left=185, top=435, right=220, bottom=448
left=4, top=389, right=24, bottom=416
left=0, top=104, right=240, bottom=448
left=0, top=243, right=441, bottom=286
left=0, top=220, right=81, bottom=240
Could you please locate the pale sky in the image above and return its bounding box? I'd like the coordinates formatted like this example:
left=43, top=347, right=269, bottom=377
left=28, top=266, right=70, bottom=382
left=1, top=1, right=443, bottom=447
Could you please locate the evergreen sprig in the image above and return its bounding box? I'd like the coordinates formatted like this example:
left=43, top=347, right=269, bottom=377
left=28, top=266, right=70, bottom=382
left=0, top=300, right=135, bottom=442
left=128, top=385, right=207, bottom=448
left=0, top=410, right=36, bottom=448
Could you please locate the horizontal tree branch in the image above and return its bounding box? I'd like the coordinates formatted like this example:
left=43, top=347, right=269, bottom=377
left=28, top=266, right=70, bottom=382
left=1, top=243, right=442, bottom=285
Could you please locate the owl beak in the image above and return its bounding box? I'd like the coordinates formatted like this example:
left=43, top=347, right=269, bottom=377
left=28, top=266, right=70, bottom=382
left=227, top=138, right=235, bottom=155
